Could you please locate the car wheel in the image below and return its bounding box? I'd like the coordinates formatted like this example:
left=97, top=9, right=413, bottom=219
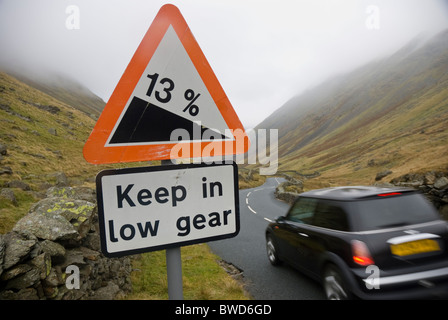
left=266, top=235, right=282, bottom=266
left=323, top=265, right=350, bottom=300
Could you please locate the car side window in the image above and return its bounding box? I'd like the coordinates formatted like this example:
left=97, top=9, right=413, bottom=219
left=312, top=201, right=349, bottom=231
left=286, top=197, right=317, bottom=224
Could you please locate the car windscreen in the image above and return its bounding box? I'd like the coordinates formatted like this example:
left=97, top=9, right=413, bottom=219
left=352, top=193, right=440, bottom=231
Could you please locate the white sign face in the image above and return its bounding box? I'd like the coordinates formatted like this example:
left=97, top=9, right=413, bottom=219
left=96, top=163, right=239, bottom=257
left=105, top=25, right=233, bottom=147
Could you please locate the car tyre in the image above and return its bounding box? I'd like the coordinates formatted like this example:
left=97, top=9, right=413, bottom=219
left=323, top=264, right=351, bottom=300
left=266, top=235, right=282, bottom=266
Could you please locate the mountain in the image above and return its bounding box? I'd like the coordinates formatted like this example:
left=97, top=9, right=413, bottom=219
left=256, top=29, right=448, bottom=186
left=7, top=71, right=105, bottom=118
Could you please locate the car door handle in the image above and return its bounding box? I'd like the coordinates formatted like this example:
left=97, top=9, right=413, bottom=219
left=298, top=232, right=309, bottom=237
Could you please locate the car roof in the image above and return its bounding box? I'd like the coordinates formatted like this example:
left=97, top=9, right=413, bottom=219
left=299, top=186, right=417, bottom=201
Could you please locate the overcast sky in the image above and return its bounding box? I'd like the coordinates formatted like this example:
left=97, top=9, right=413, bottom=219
left=0, top=0, right=447, bottom=129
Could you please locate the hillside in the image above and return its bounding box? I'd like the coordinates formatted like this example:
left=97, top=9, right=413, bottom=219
left=9, top=72, right=105, bottom=118
left=256, top=29, right=448, bottom=187
left=0, top=71, right=138, bottom=232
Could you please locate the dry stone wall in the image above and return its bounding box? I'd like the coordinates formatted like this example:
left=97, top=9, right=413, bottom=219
left=0, top=186, right=132, bottom=300
left=274, top=173, right=304, bottom=204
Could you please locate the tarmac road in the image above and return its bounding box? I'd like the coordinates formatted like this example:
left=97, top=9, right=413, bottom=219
left=208, top=177, right=325, bottom=300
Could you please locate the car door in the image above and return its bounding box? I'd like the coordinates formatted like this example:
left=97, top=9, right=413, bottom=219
left=274, top=197, right=318, bottom=270
left=297, top=200, right=351, bottom=273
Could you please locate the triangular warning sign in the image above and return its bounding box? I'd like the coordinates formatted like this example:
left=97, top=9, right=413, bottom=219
left=83, top=4, right=249, bottom=164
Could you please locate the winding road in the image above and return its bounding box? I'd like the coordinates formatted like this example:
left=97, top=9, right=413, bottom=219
left=208, top=178, right=325, bottom=300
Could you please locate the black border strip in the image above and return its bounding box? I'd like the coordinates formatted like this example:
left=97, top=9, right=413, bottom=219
left=96, top=162, right=240, bottom=258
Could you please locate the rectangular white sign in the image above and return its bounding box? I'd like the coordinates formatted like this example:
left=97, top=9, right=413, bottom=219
left=96, top=162, right=239, bottom=257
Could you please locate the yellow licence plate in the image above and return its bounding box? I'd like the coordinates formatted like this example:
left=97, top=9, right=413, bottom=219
left=390, top=239, right=440, bottom=256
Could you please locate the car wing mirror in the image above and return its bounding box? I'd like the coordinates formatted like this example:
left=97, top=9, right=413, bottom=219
left=276, top=216, right=286, bottom=223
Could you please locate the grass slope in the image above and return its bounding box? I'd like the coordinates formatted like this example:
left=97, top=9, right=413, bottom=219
left=128, top=244, right=250, bottom=300
left=256, top=30, right=448, bottom=187
left=11, top=72, right=106, bottom=118
left=0, top=71, right=101, bottom=231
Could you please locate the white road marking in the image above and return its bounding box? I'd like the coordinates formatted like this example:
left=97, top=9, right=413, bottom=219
left=245, top=178, right=282, bottom=217
left=245, top=190, right=257, bottom=214
left=248, top=205, right=257, bottom=214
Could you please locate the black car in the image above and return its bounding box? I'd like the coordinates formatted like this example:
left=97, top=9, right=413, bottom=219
left=265, top=186, right=448, bottom=299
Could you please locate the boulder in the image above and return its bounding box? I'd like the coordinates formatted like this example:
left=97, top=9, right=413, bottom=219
left=0, top=167, right=13, bottom=175
left=434, top=177, right=448, bottom=190
left=25, top=197, right=97, bottom=241
left=2, top=232, right=36, bottom=270
left=375, top=170, right=392, bottom=181
left=0, top=188, right=17, bottom=206
left=0, top=144, right=6, bottom=155
left=89, top=281, right=120, bottom=300
left=40, top=240, right=66, bottom=258
left=7, top=180, right=31, bottom=191
left=13, top=211, right=78, bottom=242
left=0, top=263, right=32, bottom=281
left=423, top=171, right=437, bottom=185
left=5, top=267, right=41, bottom=290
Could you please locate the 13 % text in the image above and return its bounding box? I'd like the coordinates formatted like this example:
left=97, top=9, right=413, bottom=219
left=146, top=73, right=200, bottom=116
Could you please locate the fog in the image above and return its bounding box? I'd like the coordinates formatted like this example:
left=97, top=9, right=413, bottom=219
left=0, top=0, right=447, bottom=129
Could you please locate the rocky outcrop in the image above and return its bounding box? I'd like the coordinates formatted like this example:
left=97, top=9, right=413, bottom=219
left=375, top=170, right=393, bottom=181
left=0, top=186, right=132, bottom=300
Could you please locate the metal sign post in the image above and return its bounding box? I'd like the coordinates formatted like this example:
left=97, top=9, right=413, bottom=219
left=161, top=159, right=183, bottom=300
left=166, top=246, right=184, bottom=300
